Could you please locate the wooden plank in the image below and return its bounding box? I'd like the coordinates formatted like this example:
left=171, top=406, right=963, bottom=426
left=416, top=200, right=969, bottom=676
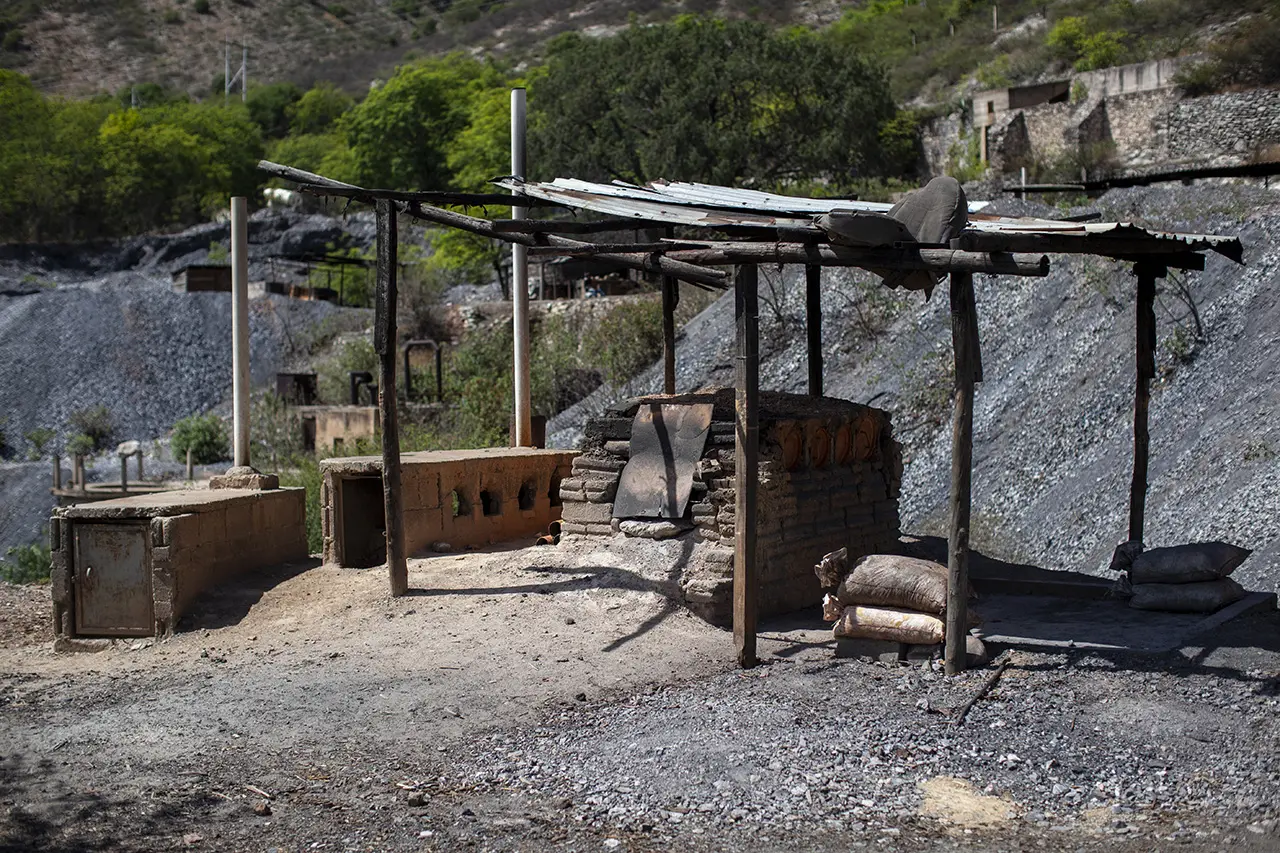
left=665, top=243, right=1050, bottom=276
left=662, top=227, right=678, bottom=395
left=945, top=272, right=977, bottom=676
left=956, top=230, right=1215, bottom=260
left=375, top=200, right=409, bottom=597
left=734, top=264, right=760, bottom=669
left=492, top=218, right=666, bottom=234
left=806, top=264, right=823, bottom=396
left=1129, top=262, right=1161, bottom=544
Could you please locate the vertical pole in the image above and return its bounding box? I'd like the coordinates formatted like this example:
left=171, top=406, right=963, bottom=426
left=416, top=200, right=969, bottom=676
left=375, top=200, right=408, bottom=597
left=120, top=456, right=128, bottom=493
left=805, top=264, right=823, bottom=397
left=230, top=196, right=251, bottom=468
left=734, top=265, right=760, bottom=669
left=186, top=448, right=194, bottom=483
left=52, top=454, right=61, bottom=490
left=945, top=272, right=977, bottom=676
left=510, top=87, right=532, bottom=446
left=241, top=46, right=248, bottom=103
left=224, top=40, right=230, bottom=103
left=136, top=450, right=143, bottom=479
left=435, top=345, right=444, bottom=402
left=1020, top=166, right=1027, bottom=201
left=1129, top=263, right=1159, bottom=544
left=662, top=226, right=678, bottom=395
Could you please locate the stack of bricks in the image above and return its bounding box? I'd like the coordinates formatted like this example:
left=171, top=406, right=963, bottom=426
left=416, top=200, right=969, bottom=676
left=560, top=388, right=903, bottom=626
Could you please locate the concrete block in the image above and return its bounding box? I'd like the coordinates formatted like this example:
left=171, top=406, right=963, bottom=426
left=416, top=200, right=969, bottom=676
left=561, top=501, right=614, bottom=525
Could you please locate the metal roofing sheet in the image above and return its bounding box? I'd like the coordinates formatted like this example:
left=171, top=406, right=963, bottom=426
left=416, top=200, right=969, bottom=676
left=496, top=178, right=1242, bottom=261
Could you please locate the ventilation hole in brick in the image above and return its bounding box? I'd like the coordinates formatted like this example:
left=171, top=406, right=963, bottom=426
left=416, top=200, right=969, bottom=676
left=451, top=489, right=470, bottom=518
left=518, top=479, right=537, bottom=511
left=480, top=489, right=502, bottom=517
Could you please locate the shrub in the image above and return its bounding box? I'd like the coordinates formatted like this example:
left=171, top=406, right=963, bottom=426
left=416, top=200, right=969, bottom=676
left=65, top=433, right=95, bottom=458
left=170, top=412, right=230, bottom=465
left=1, top=538, right=51, bottom=584
left=193, top=0, right=211, bottom=13
left=163, top=10, right=181, bottom=24
left=24, top=427, right=55, bottom=461
left=582, top=297, right=665, bottom=387
left=68, top=405, right=113, bottom=452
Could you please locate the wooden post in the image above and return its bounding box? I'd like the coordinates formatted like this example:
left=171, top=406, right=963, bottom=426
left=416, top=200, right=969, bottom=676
left=734, top=264, right=760, bottom=668
left=945, top=272, right=978, bottom=676
left=1129, top=262, right=1160, bottom=545
left=661, top=229, right=679, bottom=395
left=375, top=199, right=408, bottom=597
left=119, top=455, right=128, bottom=493
left=186, top=448, right=194, bottom=483
left=52, top=454, right=61, bottom=490
left=805, top=264, right=823, bottom=397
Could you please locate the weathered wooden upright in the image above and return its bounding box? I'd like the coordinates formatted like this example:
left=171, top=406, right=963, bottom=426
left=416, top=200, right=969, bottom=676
left=945, top=272, right=978, bottom=675
left=805, top=264, right=823, bottom=397
left=734, top=264, right=760, bottom=668
left=1129, top=261, right=1161, bottom=544
left=375, top=199, right=409, bottom=597
left=662, top=228, right=678, bottom=395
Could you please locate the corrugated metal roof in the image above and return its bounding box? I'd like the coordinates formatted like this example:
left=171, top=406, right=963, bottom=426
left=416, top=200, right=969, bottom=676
left=496, top=177, right=1243, bottom=262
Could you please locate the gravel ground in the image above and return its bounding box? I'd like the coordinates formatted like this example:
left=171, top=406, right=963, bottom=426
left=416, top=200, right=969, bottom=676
left=2, top=544, right=1278, bottom=852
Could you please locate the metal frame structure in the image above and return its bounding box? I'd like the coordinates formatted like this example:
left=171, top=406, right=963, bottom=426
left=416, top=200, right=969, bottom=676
left=257, top=158, right=1243, bottom=674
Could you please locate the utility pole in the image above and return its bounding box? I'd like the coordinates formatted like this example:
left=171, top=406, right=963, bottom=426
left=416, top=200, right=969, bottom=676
left=225, top=40, right=247, bottom=102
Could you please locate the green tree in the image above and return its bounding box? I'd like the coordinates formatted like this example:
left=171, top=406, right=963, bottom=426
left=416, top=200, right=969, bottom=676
left=246, top=81, right=302, bottom=139
left=266, top=132, right=357, bottom=183
left=98, top=101, right=263, bottom=232
left=1, top=538, right=51, bottom=584
left=287, top=82, right=354, bottom=134
left=341, top=53, right=512, bottom=190
left=170, top=413, right=230, bottom=465
left=24, top=427, right=55, bottom=461
left=1047, top=16, right=1130, bottom=71
left=530, top=18, right=899, bottom=187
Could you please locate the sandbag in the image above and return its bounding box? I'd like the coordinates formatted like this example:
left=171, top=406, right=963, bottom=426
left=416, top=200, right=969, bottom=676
left=835, top=553, right=971, bottom=614
left=833, top=605, right=944, bottom=645
left=1129, top=542, right=1251, bottom=585
left=822, top=593, right=844, bottom=622
left=1128, top=578, right=1247, bottom=613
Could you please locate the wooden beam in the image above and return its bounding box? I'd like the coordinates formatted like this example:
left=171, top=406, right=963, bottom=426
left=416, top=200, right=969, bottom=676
left=806, top=264, right=823, bottom=397
left=1129, top=261, right=1161, bottom=544
left=945, top=271, right=977, bottom=676
left=375, top=200, right=409, bottom=597
left=492, top=218, right=666, bottom=234
left=664, top=243, right=1050, bottom=277
left=734, top=264, right=760, bottom=669
left=527, top=242, right=704, bottom=256
left=662, top=226, right=678, bottom=395
left=259, top=159, right=728, bottom=290
left=294, top=181, right=559, bottom=209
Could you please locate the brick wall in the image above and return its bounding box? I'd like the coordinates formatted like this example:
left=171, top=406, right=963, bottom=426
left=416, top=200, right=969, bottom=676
left=560, top=392, right=903, bottom=626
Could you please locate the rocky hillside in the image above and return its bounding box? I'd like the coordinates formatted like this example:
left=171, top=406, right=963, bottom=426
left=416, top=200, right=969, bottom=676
left=550, top=182, right=1280, bottom=595
left=2, top=0, right=850, bottom=97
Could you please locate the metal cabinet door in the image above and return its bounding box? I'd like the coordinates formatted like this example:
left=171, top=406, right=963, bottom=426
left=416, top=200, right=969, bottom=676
left=74, top=523, right=153, bottom=637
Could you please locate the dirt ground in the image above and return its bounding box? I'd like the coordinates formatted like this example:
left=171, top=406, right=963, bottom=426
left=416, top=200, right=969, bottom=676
left=2, top=542, right=1279, bottom=852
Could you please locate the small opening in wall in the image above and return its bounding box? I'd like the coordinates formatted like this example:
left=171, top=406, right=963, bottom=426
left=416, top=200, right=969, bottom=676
left=480, top=489, right=502, bottom=517
left=518, top=479, right=537, bottom=511
left=548, top=472, right=563, bottom=508
left=451, top=489, right=470, bottom=518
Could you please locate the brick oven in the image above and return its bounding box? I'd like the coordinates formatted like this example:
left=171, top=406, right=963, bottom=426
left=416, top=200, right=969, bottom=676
left=559, top=388, right=903, bottom=625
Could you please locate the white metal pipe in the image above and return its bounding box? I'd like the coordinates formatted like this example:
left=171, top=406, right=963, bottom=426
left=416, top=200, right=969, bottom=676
left=511, top=87, right=532, bottom=447
left=231, top=196, right=251, bottom=467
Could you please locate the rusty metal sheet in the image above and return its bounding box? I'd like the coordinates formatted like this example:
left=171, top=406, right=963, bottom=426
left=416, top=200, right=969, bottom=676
left=612, top=402, right=713, bottom=520
left=74, top=522, right=152, bottom=637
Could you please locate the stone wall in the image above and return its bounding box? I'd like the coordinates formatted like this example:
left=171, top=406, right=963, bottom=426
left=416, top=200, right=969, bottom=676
left=320, top=448, right=576, bottom=567
left=560, top=390, right=903, bottom=626
left=1162, top=88, right=1280, bottom=164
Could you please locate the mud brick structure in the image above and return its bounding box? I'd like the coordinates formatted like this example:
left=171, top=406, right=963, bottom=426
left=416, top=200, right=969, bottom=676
left=50, top=488, right=308, bottom=641
left=320, top=448, right=576, bottom=568
left=561, top=389, right=903, bottom=625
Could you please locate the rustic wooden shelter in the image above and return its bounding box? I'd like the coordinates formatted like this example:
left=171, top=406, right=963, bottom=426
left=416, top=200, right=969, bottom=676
left=258, top=159, right=1242, bottom=674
